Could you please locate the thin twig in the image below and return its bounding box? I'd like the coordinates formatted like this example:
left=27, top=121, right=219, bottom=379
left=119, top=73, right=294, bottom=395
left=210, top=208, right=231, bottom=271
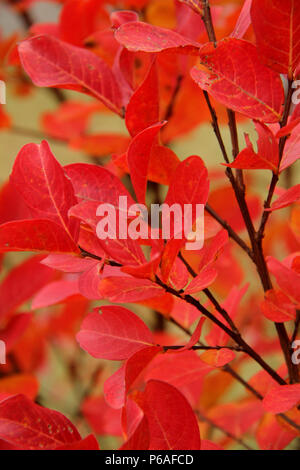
left=205, top=204, right=253, bottom=259
left=163, top=74, right=183, bottom=122
left=162, top=344, right=244, bottom=352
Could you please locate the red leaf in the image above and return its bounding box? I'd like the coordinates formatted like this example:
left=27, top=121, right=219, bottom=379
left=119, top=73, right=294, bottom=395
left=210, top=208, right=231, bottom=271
left=41, top=253, right=96, bottom=273
left=10, top=141, right=79, bottom=241
left=31, top=279, right=80, bottom=310
left=185, top=266, right=218, bottom=294
left=0, top=219, right=79, bottom=255
left=230, top=0, right=252, bottom=39
left=147, top=145, right=180, bottom=185
left=263, top=384, right=300, bottom=414
left=206, top=285, right=249, bottom=347
left=208, top=185, right=261, bottom=233
left=280, top=122, right=300, bottom=171
left=144, top=350, right=212, bottom=407
left=0, top=374, right=39, bottom=400
left=201, top=440, right=223, bottom=450
left=41, top=101, right=98, bottom=140
left=200, top=349, right=236, bottom=368
left=99, top=276, right=163, bottom=302
left=103, top=364, right=126, bottom=409
left=0, top=219, right=79, bottom=254
left=192, top=38, right=284, bottom=123
left=176, top=317, right=205, bottom=352
left=0, top=255, right=55, bottom=320
left=261, top=290, right=296, bottom=323
left=135, top=380, right=201, bottom=450
left=78, top=262, right=103, bottom=300
left=225, top=122, right=279, bottom=172
left=65, top=163, right=135, bottom=208
left=0, top=181, right=32, bottom=225
left=77, top=305, right=154, bottom=360
left=198, top=229, right=228, bottom=270
left=18, top=35, right=123, bottom=115
left=115, top=21, right=200, bottom=54
left=161, top=238, right=184, bottom=283
left=125, top=60, right=159, bottom=137
left=81, top=396, right=122, bottom=437
left=208, top=400, right=264, bottom=437
left=266, top=185, right=300, bottom=211
left=165, top=155, right=209, bottom=209
left=0, top=314, right=32, bottom=352
left=256, top=413, right=298, bottom=450
left=69, top=134, right=130, bottom=157
left=0, top=394, right=86, bottom=450
left=251, top=0, right=300, bottom=77
left=163, top=156, right=209, bottom=244
left=177, top=0, right=202, bottom=16
left=171, top=298, right=201, bottom=329
left=110, top=10, right=139, bottom=29
left=55, top=434, right=99, bottom=450
left=120, top=416, right=150, bottom=450
left=267, top=256, right=300, bottom=303
left=121, top=254, right=161, bottom=281
left=127, top=122, right=166, bottom=204
left=59, top=0, right=107, bottom=46
left=104, top=346, right=162, bottom=410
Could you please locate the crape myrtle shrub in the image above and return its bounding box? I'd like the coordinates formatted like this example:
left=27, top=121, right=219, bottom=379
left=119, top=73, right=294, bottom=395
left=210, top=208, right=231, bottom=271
left=0, top=0, right=299, bottom=451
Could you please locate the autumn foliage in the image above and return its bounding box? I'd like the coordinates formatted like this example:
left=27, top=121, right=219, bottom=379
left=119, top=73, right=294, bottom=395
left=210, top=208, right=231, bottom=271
left=0, top=0, right=300, bottom=451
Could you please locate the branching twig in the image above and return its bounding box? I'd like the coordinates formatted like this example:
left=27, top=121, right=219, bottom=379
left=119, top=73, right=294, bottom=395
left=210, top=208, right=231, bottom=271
left=200, top=1, right=298, bottom=384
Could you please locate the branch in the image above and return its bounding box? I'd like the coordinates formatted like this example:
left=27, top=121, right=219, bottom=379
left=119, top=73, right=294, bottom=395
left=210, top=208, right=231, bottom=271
left=163, top=74, right=183, bottom=122
left=155, top=275, right=286, bottom=385
left=202, top=91, right=230, bottom=163
left=227, top=108, right=245, bottom=194
left=200, top=1, right=298, bottom=384
left=205, top=204, right=253, bottom=259
left=170, top=317, right=300, bottom=433
left=162, top=344, right=244, bottom=352
left=257, top=79, right=294, bottom=241
left=178, top=252, right=240, bottom=333
left=291, top=310, right=300, bottom=345
left=201, top=0, right=217, bottom=45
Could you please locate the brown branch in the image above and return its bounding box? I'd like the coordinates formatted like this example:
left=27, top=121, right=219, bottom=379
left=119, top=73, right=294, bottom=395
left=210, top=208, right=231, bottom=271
left=155, top=275, right=286, bottom=385
left=227, top=108, right=245, bottom=194
left=178, top=252, right=240, bottom=333
left=163, top=74, right=183, bottom=122
left=291, top=310, right=300, bottom=345
left=79, top=242, right=285, bottom=386
left=170, top=317, right=300, bottom=433
left=200, top=2, right=298, bottom=384
left=205, top=204, right=253, bottom=259
left=257, top=79, right=294, bottom=241
left=162, top=344, right=244, bottom=352
left=201, top=0, right=217, bottom=45
left=202, top=91, right=230, bottom=163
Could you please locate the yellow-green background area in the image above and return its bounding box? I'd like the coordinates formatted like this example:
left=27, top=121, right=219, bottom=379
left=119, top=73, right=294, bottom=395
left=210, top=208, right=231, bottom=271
left=1, top=3, right=300, bottom=451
